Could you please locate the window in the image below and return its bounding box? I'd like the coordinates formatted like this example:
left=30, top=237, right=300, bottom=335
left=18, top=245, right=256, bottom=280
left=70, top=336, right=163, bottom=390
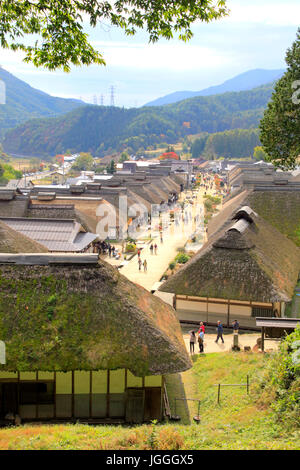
left=19, top=382, right=54, bottom=405
left=251, top=307, right=273, bottom=318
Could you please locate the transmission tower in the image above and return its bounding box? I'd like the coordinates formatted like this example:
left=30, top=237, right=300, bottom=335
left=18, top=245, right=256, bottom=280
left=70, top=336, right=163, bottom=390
left=110, top=86, right=115, bottom=107
left=100, top=94, right=104, bottom=106
left=93, top=94, right=98, bottom=105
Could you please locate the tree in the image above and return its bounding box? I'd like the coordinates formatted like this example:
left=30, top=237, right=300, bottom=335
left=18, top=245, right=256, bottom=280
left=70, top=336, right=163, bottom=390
left=72, top=152, right=94, bottom=171
left=253, top=146, right=268, bottom=162
left=260, top=28, right=300, bottom=169
left=119, top=152, right=129, bottom=163
left=0, top=1, right=228, bottom=71
left=106, top=160, right=116, bottom=174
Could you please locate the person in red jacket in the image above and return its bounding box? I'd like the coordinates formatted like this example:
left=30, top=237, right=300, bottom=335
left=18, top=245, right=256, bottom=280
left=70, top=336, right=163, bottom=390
left=198, top=322, right=205, bottom=334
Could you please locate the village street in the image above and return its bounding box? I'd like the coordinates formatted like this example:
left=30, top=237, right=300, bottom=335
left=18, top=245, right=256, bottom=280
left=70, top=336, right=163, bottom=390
left=106, top=184, right=208, bottom=291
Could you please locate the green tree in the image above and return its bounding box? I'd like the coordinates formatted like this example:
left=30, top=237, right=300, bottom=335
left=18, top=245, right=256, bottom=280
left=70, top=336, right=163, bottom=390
left=0, top=1, right=228, bottom=71
left=260, top=28, right=300, bottom=169
left=106, top=160, right=116, bottom=174
left=253, top=146, right=268, bottom=161
left=119, top=152, right=129, bottom=163
left=72, top=152, right=94, bottom=171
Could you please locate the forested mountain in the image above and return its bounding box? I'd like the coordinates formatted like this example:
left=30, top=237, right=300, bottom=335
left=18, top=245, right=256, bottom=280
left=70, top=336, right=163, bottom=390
left=3, top=83, right=274, bottom=158
left=191, top=129, right=261, bottom=159
left=0, top=67, right=85, bottom=138
left=144, top=69, right=284, bottom=106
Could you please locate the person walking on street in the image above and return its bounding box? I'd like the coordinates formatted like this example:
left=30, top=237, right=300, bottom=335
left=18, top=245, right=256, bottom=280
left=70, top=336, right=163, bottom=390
left=154, top=243, right=158, bottom=255
left=232, top=320, right=239, bottom=334
left=160, top=232, right=163, bottom=244
left=138, top=258, right=142, bottom=271
left=108, top=244, right=112, bottom=258
left=143, top=259, right=147, bottom=273
left=137, top=248, right=141, bottom=258
left=150, top=244, right=154, bottom=255
left=215, top=321, right=224, bottom=344
left=198, top=330, right=204, bottom=353
left=189, top=330, right=196, bottom=355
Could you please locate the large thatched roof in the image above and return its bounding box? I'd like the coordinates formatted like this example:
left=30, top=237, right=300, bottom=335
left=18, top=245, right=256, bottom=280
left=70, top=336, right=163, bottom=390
left=160, top=208, right=300, bottom=303
left=0, top=258, right=191, bottom=376
left=217, top=190, right=300, bottom=247
left=0, top=220, right=47, bottom=253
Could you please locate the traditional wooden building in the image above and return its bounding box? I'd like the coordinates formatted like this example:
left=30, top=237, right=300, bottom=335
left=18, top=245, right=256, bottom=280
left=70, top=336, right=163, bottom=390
left=0, top=254, right=191, bottom=424
left=159, top=206, right=300, bottom=329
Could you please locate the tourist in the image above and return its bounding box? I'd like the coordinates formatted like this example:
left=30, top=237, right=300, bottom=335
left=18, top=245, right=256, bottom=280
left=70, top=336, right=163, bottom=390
left=189, top=330, right=196, bottom=354
left=198, top=329, right=204, bottom=353
left=154, top=243, right=158, bottom=255
left=198, top=321, right=205, bottom=334
left=150, top=244, right=154, bottom=255
left=138, top=258, right=142, bottom=271
left=143, top=259, right=148, bottom=272
left=137, top=248, right=141, bottom=258
left=160, top=232, right=163, bottom=243
left=215, top=321, right=224, bottom=343
left=232, top=320, right=239, bottom=334
left=108, top=244, right=112, bottom=257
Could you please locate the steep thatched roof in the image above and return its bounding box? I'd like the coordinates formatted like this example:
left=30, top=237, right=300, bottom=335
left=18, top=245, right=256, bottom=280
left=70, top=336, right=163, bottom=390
left=160, top=210, right=300, bottom=303
left=0, top=259, right=191, bottom=375
left=0, top=220, right=48, bottom=253
left=217, top=190, right=300, bottom=247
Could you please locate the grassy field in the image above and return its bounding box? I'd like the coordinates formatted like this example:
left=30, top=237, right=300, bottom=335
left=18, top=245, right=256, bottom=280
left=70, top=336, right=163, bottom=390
left=0, top=353, right=298, bottom=450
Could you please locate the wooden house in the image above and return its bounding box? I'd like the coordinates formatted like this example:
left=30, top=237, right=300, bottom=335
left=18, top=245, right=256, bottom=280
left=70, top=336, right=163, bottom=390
left=0, top=254, right=191, bottom=424
left=159, top=206, right=300, bottom=329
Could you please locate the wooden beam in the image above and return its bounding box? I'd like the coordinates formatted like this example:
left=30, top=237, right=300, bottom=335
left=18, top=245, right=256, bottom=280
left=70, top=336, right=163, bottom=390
left=89, top=371, right=92, bottom=419
left=71, top=371, right=75, bottom=419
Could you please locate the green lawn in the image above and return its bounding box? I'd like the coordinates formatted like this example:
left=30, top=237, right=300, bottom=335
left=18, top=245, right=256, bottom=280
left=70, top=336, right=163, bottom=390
left=0, top=353, right=299, bottom=450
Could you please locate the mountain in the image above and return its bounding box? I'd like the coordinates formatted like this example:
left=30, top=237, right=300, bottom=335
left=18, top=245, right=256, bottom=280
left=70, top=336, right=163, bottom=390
left=0, top=67, right=85, bottom=138
left=144, top=69, right=284, bottom=107
left=3, top=83, right=274, bottom=158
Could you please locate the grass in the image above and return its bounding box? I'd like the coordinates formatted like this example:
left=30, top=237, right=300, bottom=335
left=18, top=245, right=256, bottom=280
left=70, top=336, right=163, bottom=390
left=0, top=353, right=299, bottom=450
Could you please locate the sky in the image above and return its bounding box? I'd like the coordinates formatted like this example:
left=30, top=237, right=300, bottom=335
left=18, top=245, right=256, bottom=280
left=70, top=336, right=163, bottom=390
left=0, top=0, right=299, bottom=107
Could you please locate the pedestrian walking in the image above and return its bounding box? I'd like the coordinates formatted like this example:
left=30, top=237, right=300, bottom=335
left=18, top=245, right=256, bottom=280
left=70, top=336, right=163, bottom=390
left=108, top=244, right=112, bottom=258
left=189, top=330, right=196, bottom=354
left=215, top=321, right=224, bottom=344
left=137, top=248, right=141, bottom=258
left=198, top=321, right=205, bottom=334
left=143, top=259, right=147, bottom=272
left=150, top=244, right=154, bottom=255
left=154, top=243, right=158, bottom=255
left=160, top=232, right=163, bottom=243
left=198, top=330, right=204, bottom=353
left=138, top=258, right=142, bottom=271
left=232, top=320, right=239, bottom=334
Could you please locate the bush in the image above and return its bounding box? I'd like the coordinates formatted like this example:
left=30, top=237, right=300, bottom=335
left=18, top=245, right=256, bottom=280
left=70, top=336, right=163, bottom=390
left=175, top=253, right=190, bottom=264
left=253, top=326, right=300, bottom=429
left=169, top=262, right=176, bottom=271
left=126, top=243, right=136, bottom=253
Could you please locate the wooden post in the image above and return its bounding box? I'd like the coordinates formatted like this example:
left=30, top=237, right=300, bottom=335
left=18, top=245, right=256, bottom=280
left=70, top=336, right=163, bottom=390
left=227, top=300, right=230, bottom=328
left=217, top=384, right=221, bottom=404
left=261, top=327, right=265, bottom=352
left=54, top=371, right=56, bottom=419
left=71, top=371, right=75, bottom=419
left=89, top=371, right=92, bottom=419
left=247, top=375, right=249, bottom=394
left=106, top=370, right=110, bottom=418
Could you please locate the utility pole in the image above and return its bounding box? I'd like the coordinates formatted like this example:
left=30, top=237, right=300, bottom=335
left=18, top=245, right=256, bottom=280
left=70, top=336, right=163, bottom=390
left=110, top=86, right=115, bottom=107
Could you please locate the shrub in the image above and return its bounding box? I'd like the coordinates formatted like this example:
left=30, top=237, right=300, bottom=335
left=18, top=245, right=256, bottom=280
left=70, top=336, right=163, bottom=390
left=126, top=243, right=136, bottom=253
left=175, top=253, right=190, bottom=264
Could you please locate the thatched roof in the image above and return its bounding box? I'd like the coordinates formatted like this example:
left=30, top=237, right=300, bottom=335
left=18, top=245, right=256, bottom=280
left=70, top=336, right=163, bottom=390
left=0, top=259, right=191, bottom=375
left=160, top=209, right=300, bottom=303
left=0, top=220, right=48, bottom=253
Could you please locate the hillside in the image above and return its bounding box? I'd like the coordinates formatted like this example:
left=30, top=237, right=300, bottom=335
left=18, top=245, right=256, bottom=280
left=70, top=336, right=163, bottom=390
left=145, top=69, right=284, bottom=106
left=0, top=351, right=298, bottom=450
left=0, top=67, right=85, bottom=138
left=3, top=83, right=274, bottom=158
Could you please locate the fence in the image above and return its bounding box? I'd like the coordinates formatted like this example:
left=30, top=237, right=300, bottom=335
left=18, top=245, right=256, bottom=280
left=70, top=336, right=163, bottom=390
left=214, top=375, right=250, bottom=404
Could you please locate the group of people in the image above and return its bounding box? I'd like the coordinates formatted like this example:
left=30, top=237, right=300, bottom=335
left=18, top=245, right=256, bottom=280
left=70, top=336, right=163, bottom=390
left=189, top=320, right=240, bottom=354
left=137, top=249, right=148, bottom=273
left=93, top=241, right=120, bottom=259
left=189, top=322, right=206, bottom=354
left=149, top=243, right=158, bottom=255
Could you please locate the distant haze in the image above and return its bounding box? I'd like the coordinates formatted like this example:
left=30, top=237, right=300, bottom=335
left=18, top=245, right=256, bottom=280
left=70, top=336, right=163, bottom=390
left=145, top=69, right=284, bottom=107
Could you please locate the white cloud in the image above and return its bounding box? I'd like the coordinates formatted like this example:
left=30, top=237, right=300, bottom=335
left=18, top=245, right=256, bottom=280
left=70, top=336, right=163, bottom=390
left=91, top=41, right=233, bottom=70
left=225, top=0, right=300, bottom=26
